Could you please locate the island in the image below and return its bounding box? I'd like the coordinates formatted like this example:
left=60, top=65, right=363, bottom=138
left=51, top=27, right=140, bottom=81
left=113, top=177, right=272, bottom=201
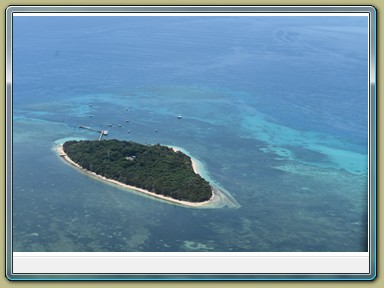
left=55, top=139, right=240, bottom=208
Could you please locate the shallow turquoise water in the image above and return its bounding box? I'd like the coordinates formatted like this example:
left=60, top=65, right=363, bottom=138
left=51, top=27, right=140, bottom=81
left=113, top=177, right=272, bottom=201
left=12, top=16, right=368, bottom=252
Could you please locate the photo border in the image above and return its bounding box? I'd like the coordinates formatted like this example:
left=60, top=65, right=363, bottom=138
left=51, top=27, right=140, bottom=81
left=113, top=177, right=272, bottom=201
left=4, top=4, right=377, bottom=282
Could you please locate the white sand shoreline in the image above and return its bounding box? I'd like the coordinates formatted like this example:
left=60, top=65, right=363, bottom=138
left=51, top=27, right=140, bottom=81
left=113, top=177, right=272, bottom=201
left=54, top=141, right=237, bottom=208
left=170, top=146, right=201, bottom=175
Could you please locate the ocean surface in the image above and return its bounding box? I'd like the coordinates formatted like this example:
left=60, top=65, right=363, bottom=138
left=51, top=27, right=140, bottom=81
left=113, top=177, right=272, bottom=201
left=12, top=15, right=369, bottom=252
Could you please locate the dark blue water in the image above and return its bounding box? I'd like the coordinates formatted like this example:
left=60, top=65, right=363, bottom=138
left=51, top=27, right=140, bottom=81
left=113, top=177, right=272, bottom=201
left=12, top=16, right=368, bottom=252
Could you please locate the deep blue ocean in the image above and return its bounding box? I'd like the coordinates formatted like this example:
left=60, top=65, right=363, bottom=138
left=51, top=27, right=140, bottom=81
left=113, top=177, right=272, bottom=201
left=12, top=15, right=368, bottom=252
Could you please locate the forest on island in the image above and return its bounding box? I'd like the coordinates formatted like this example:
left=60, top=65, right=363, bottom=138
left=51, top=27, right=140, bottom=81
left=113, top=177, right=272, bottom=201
left=62, top=140, right=212, bottom=202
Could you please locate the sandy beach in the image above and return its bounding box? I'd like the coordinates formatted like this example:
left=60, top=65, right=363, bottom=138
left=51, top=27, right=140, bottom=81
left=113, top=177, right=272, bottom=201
left=54, top=142, right=239, bottom=208
left=171, top=146, right=201, bottom=175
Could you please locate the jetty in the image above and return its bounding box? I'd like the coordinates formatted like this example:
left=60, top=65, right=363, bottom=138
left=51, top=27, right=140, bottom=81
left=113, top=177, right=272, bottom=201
left=79, top=126, right=108, bottom=140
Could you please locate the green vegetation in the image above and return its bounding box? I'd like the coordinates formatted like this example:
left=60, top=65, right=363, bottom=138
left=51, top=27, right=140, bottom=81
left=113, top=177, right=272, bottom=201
left=63, top=140, right=212, bottom=202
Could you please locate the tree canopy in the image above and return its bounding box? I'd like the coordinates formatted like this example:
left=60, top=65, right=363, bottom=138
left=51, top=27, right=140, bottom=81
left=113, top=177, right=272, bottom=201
left=63, top=140, right=212, bottom=202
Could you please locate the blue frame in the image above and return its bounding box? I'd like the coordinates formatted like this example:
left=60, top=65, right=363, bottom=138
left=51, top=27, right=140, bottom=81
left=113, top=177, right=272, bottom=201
left=5, top=5, right=377, bottom=281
